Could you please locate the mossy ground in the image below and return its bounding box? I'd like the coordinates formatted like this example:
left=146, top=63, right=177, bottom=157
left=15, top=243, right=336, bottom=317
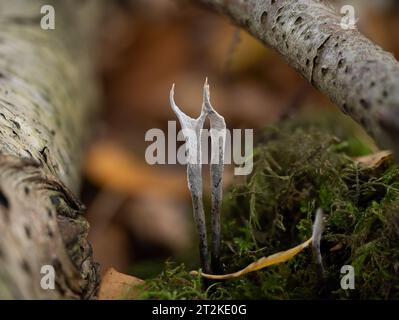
left=137, top=113, right=399, bottom=300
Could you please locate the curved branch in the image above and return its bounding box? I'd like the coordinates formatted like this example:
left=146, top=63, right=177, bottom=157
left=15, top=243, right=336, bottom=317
left=196, top=0, right=399, bottom=158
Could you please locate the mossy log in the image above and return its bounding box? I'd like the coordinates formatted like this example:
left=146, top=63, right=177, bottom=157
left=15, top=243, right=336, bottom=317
left=196, top=0, right=399, bottom=158
left=0, top=0, right=101, bottom=299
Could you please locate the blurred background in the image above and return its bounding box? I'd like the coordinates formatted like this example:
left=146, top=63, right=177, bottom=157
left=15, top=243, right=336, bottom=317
left=80, top=0, right=399, bottom=278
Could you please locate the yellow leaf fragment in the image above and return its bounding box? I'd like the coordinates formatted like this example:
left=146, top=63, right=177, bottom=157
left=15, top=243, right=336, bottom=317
left=191, top=237, right=312, bottom=280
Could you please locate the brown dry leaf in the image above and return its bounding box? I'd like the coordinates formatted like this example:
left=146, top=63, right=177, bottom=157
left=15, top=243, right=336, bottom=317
left=84, top=141, right=188, bottom=199
left=354, top=150, right=392, bottom=168
left=98, top=268, right=144, bottom=300
left=191, top=237, right=312, bottom=280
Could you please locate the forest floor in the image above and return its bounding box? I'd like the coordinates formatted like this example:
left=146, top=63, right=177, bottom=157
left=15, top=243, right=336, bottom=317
left=133, top=114, right=399, bottom=300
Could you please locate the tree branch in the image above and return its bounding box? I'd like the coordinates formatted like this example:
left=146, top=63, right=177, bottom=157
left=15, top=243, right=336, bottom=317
left=196, top=0, right=399, bottom=158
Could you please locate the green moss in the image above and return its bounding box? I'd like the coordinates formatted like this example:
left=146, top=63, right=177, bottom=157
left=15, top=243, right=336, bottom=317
left=138, top=117, right=399, bottom=300
left=137, top=261, right=209, bottom=300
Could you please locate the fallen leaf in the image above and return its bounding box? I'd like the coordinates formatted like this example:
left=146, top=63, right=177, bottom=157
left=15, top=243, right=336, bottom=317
left=98, top=268, right=144, bottom=300
left=354, top=150, right=392, bottom=168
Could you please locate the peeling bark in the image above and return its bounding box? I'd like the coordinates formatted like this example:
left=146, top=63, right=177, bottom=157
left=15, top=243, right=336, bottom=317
left=0, top=0, right=101, bottom=299
left=196, top=0, right=399, bottom=158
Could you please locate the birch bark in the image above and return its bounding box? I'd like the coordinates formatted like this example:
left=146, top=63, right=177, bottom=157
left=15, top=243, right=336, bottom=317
left=197, top=0, right=399, bottom=157
left=0, top=0, right=101, bottom=299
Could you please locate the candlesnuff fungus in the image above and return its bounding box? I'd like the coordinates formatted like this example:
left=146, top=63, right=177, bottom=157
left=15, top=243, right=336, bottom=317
left=203, top=81, right=226, bottom=274
left=169, top=79, right=226, bottom=274
left=170, top=82, right=210, bottom=273
left=191, top=209, right=326, bottom=280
